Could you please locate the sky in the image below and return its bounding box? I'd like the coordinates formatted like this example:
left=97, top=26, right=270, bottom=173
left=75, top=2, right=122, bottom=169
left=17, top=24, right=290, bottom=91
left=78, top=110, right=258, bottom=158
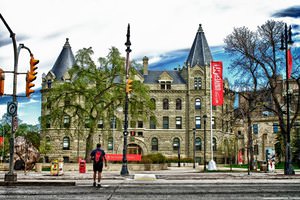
left=0, top=0, right=299, bottom=125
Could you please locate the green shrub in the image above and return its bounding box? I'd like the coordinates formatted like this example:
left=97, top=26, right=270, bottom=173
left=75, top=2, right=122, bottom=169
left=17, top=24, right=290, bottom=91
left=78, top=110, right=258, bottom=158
left=166, top=157, right=194, bottom=163
left=141, top=153, right=166, bottom=164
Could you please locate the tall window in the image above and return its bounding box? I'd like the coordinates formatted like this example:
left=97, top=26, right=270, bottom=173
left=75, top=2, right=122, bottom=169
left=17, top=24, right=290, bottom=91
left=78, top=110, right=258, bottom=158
left=176, top=117, right=182, bottom=129
left=176, top=98, right=182, bottom=110
left=98, top=119, right=104, bottom=129
left=63, top=115, right=70, bottom=128
left=194, top=77, right=202, bottom=90
left=160, top=81, right=172, bottom=90
left=150, top=98, right=156, bottom=110
left=107, top=137, right=113, bottom=150
left=163, top=117, right=169, bottom=129
left=273, top=123, right=279, bottom=133
left=138, top=121, right=143, bottom=128
left=46, top=115, right=51, bottom=128
left=63, top=137, right=70, bottom=150
left=195, top=137, right=202, bottom=151
left=195, top=116, right=201, bottom=129
left=151, top=137, right=158, bottom=151
left=195, top=98, right=201, bottom=110
left=212, top=117, right=216, bottom=129
left=64, top=96, right=70, bottom=106
left=150, top=116, right=156, bottom=129
left=253, top=124, right=258, bottom=134
left=163, top=98, right=169, bottom=110
left=213, top=137, right=217, bottom=151
left=173, top=137, right=180, bottom=151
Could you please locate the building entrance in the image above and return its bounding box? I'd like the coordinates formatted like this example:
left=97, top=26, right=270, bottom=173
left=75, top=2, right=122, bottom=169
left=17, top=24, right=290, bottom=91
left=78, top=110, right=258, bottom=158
left=128, top=144, right=143, bottom=155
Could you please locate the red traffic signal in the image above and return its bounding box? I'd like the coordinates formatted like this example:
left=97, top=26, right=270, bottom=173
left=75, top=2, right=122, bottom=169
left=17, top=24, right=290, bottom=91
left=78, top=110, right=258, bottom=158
left=130, top=131, right=136, bottom=136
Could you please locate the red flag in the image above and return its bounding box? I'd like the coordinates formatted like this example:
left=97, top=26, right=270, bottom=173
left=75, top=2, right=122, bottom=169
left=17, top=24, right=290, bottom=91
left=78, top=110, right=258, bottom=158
left=287, top=49, right=292, bottom=79
left=211, top=61, right=223, bottom=106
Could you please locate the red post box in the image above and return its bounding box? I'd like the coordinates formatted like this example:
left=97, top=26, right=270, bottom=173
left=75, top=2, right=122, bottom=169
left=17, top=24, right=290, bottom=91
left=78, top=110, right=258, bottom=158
left=79, top=159, right=86, bottom=173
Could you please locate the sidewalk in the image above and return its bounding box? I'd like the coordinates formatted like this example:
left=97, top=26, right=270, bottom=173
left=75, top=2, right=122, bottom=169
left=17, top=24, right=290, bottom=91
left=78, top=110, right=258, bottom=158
left=0, top=166, right=299, bottom=186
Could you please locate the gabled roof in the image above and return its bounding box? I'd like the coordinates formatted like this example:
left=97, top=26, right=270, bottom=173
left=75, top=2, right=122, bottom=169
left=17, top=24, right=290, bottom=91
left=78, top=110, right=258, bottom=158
left=186, top=24, right=213, bottom=67
left=50, top=38, right=75, bottom=81
left=143, top=71, right=186, bottom=84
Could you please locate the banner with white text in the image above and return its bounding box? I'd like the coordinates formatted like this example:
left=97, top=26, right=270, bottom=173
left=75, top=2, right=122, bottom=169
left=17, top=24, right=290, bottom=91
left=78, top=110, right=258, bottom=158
left=211, top=61, right=224, bottom=106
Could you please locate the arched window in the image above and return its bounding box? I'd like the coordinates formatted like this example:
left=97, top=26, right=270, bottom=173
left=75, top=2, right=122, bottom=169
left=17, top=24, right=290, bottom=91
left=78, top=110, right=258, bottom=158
left=173, top=137, right=180, bottom=151
left=195, top=137, right=201, bottom=151
left=151, top=137, right=158, bottom=151
left=213, top=137, right=217, bottom=151
left=195, top=98, right=201, bottom=110
left=63, top=115, right=70, bottom=128
left=108, top=137, right=113, bottom=150
left=63, top=136, right=70, bottom=150
left=163, top=98, right=169, bottom=110
left=176, top=98, right=182, bottom=110
left=150, top=98, right=156, bottom=110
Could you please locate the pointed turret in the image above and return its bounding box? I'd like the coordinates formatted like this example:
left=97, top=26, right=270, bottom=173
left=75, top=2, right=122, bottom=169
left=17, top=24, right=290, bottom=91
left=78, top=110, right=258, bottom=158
left=186, top=24, right=213, bottom=67
left=50, top=38, right=75, bottom=81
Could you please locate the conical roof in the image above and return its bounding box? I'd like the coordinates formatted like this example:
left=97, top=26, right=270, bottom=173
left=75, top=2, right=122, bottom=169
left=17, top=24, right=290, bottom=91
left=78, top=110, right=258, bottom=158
left=186, top=24, right=213, bottom=67
left=50, top=38, right=75, bottom=81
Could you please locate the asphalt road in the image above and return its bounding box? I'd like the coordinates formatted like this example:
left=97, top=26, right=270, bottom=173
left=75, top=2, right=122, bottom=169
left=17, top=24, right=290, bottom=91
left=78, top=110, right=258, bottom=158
left=1, top=181, right=300, bottom=200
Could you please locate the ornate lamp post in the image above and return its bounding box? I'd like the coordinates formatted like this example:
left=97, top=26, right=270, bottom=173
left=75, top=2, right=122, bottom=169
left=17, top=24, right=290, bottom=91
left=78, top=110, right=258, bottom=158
left=120, top=24, right=131, bottom=176
left=280, top=23, right=295, bottom=175
left=203, top=115, right=207, bottom=172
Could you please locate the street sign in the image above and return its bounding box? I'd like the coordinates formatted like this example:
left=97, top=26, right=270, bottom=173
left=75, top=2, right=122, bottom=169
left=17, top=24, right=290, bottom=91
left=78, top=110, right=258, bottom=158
left=7, top=101, right=17, bottom=116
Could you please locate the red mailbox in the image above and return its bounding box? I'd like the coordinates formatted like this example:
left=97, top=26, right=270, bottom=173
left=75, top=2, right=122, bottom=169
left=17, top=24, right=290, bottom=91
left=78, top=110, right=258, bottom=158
left=79, top=159, right=86, bottom=173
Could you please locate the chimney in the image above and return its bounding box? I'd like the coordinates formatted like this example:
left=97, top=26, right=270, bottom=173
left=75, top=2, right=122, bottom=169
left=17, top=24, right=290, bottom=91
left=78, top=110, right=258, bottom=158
left=143, top=56, right=149, bottom=75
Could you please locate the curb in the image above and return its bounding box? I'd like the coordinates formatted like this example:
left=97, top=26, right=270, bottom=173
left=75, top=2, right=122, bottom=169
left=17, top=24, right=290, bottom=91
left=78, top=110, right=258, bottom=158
left=0, top=180, right=76, bottom=186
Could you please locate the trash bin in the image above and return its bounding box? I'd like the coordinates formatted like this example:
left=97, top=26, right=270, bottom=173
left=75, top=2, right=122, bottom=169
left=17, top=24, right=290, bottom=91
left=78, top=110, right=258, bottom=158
left=79, top=159, right=86, bottom=173
left=260, top=161, right=267, bottom=172
left=50, top=160, right=59, bottom=176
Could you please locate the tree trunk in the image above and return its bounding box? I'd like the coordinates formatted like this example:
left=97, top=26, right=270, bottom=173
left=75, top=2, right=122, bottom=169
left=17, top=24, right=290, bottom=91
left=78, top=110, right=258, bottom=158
left=85, top=130, right=95, bottom=163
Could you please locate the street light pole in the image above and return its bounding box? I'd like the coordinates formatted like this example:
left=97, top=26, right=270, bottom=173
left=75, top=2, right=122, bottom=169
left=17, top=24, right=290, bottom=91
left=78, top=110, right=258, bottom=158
left=120, top=24, right=131, bottom=176
left=280, top=23, right=295, bottom=175
left=203, top=115, right=207, bottom=172
left=193, top=128, right=196, bottom=169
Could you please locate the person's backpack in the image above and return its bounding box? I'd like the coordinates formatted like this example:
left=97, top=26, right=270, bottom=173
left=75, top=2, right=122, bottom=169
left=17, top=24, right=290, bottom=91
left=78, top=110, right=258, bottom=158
left=94, top=150, right=102, bottom=163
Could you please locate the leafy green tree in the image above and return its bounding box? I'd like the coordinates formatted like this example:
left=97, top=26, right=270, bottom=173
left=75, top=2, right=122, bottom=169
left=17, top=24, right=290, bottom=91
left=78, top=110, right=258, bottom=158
left=43, top=47, right=154, bottom=161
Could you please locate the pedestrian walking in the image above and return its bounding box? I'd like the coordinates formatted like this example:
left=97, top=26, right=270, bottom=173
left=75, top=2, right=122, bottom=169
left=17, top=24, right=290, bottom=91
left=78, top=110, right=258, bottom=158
left=90, top=143, right=107, bottom=187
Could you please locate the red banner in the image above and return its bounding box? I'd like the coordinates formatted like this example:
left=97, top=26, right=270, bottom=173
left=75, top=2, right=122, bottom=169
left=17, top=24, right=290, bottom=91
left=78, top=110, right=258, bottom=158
left=288, top=48, right=292, bottom=79
left=0, top=136, right=3, bottom=145
left=211, top=61, right=223, bottom=106
left=105, top=154, right=141, bottom=161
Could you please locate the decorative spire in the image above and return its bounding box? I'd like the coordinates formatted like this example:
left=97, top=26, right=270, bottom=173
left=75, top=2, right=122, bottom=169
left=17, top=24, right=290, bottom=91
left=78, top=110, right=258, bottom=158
left=63, top=38, right=70, bottom=48
left=198, top=24, right=203, bottom=32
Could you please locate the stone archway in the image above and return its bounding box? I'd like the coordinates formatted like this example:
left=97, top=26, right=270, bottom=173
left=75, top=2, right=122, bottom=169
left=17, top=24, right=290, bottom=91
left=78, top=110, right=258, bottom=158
left=127, top=144, right=143, bottom=155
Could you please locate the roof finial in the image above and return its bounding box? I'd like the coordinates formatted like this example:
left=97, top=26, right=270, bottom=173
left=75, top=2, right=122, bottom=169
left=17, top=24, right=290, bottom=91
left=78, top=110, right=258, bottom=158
left=64, top=38, right=70, bottom=47
left=198, top=24, right=203, bottom=32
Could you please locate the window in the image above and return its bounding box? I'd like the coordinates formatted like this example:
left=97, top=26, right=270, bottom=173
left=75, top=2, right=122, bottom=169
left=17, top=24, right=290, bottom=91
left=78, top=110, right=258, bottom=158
left=195, top=98, right=201, bottom=110
left=175, top=117, right=182, bottom=129
left=273, top=123, right=279, bottom=133
left=213, top=137, right=217, bottom=151
left=137, top=132, right=143, bottom=137
left=151, top=137, right=158, bottom=151
left=150, top=98, right=156, bottom=110
left=253, top=124, right=258, bottom=134
left=163, top=116, right=169, bottom=129
left=212, top=117, right=216, bottom=129
left=138, top=121, right=143, bottom=128
left=98, top=119, right=104, bottom=129
left=163, top=98, right=169, bottom=110
left=176, top=99, right=182, bottom=110
left=63, top=137, right=70, bottom=150
left=110, top=116, right=116, bottom=129
left=46, top=116, right=51, bottom=128
left=161, top=81, right=172, bottom=90
left=194, top=77, right=202, bottom=90
left=150, top=116, right=156, bottom=129
left=63, top=115, right=70, bottom=128
left=47, top=79, right=52, bottom=89
left=173, top=138, right=180, bottom=151
left=64, top=97, right=70, bottom=106
left=195, top=116, right=201, bottom=129
left=45, top=136, right=51, bottom=151
left=108, top=137, right=113, bottom=150
left=195, top=137, right=201, bottom=151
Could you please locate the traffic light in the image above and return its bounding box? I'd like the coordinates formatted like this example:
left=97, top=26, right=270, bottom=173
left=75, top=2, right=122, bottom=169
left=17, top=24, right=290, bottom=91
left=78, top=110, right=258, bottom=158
left=30, top=55, right=39, bottom=75
left=26, top=55, right=39, bottom=98
left=0, top=68, right=4, bottom=96
left=130, top=131, right=136, bottom=136
left=26, top=71, right=35, bottom=97
left=126, top=79, right=133, bottom=93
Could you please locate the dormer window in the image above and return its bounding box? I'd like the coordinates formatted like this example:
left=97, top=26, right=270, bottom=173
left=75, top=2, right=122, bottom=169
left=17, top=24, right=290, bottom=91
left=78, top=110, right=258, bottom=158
left=160, top=81, right=172, bottom=90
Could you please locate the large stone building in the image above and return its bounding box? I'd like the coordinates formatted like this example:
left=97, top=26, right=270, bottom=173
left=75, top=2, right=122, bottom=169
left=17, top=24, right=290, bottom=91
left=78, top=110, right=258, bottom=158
left=41, top=24, right=299, bottom=165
